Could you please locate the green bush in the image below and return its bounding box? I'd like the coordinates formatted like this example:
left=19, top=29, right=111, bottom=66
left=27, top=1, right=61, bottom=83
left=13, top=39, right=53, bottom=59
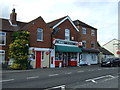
left=10, top=63, right=27, bottom=70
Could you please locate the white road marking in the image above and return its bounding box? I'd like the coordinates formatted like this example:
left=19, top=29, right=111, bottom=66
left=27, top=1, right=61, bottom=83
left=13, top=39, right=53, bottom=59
left=98, top=69, right=102, bottom=70
left=85, top=75, right=114, bottom=83
left=65, top=72, right=72, bottom=74
left=78, top=71, right=84, bottom=73
left=44, top=85, right=65, bottom=90
left=48, top=74, right=59, bottom=77
left=88, top=69, right=94, bottom=71
left=26, top=76, right=39, bottom=79
left=0, top=79, right=14, bottom=82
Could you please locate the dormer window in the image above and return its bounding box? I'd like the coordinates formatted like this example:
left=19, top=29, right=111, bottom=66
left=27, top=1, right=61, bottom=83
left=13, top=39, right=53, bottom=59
left=65, top=29, right=70, bottom=40
left=0, top=32, right=6, bottom=45
left=37, top=28, right=43, bottom=41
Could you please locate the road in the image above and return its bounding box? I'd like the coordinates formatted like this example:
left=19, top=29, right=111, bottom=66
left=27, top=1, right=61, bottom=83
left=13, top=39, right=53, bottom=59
left=1, top=65, right=120, bottom=90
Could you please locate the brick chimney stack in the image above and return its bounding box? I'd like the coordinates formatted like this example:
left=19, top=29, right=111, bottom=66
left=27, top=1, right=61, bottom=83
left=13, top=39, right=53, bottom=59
left=10, top=8, right=17, bottom=25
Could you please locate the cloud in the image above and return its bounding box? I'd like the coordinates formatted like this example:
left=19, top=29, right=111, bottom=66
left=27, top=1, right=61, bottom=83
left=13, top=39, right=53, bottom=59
left=0, top=0, right=119, bottom=45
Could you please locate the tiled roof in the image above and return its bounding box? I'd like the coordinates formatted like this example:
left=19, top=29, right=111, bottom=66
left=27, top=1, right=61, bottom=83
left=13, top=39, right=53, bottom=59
left=47, top=16, right=67, bottom=28
left=21, top=16, right=47, bottom=30
left=0, top=18, right=27, bottom=32
left=73, top=20, right=97, bottom=30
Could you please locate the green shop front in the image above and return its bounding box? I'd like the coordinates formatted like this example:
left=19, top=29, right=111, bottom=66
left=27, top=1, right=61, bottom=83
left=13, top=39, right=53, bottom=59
left=54, top=39, right=82, bottom=67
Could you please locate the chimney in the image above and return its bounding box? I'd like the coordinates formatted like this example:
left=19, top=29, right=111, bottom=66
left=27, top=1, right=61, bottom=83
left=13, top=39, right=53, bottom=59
left=10, top=8, right=17, bottom=25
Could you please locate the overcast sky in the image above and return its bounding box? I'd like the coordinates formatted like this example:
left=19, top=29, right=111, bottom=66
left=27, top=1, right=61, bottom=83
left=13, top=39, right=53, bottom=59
left=0, top=0, right=119, bottom=45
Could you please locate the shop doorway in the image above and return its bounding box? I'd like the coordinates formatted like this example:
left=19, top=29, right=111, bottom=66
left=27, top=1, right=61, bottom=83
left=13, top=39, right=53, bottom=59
left=63, top=52, right=68, bottom=67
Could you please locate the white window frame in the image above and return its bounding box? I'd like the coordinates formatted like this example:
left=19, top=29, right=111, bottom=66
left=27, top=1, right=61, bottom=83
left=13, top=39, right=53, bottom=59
left=0, top=50, right=5, bottom=64
left=82, top=40, right=86, bottom=48
left=65, top=29, right=70, bottom=40
left=91, top=30, right=95, bottom=36
left=82, top=27, right=86, bottom=34
left=37, top=28, right=43, bottom=41
left=0, top=32, right=6, bottom=45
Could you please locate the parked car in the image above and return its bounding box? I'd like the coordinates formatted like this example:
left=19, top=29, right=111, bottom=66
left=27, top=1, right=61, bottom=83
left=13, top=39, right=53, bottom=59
left=101, top=57, right=120, bottom=67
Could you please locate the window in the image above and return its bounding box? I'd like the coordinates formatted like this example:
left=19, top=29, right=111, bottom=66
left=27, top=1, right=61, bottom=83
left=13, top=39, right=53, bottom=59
left=70, top=53, right=77, bottom=61
left=65, top=29, right=70, bottom=40
left=0, top=50, right=5, bottom=64
left=37, top=28, right=43, bottom=41
left=55, top=52, right=63, bottom=61
left=82, top=40, right=86, bottom=48
left=82, top=28, right=86, bottom=34
left=0, top=32, right=6, bottom=45
left=91, top=30, right=95, bottom=36
left=41, top=51, right=44, bottom=61
left=91, top=41, right=95, bottom=49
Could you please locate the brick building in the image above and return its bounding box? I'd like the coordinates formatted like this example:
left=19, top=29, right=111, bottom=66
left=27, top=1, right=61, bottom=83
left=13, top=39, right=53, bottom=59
left=73, top=20, right=99, bottom=65
left=0, top=9, right=100, bottom=68
left=0, top=9, right=26, bottom=65
left=47, top=16, right=82, bottom=68
left=0, top=9, right=51, bottom=68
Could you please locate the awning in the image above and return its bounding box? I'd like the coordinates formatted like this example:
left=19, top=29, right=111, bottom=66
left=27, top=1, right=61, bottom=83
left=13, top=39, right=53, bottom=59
left=55, top=45, right=82, bottom=52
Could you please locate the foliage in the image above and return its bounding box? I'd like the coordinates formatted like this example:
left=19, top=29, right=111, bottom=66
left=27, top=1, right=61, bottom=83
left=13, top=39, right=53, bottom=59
left=9, top=31, right=29, bottom=70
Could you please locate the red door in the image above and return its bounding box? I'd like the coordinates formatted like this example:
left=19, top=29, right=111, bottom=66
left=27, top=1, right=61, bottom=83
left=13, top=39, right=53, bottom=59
left=36, top=51, right=41, bottom=68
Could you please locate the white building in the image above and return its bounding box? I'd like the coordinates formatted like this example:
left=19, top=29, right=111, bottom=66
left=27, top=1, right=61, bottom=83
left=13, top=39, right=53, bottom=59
left=103, top=39, right=120, bottom=58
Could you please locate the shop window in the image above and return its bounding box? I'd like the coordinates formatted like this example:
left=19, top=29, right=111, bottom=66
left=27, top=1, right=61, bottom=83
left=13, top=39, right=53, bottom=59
left=91, top=54, right=96, bottom=61
left=41, top=51, right=44, bottom=61
left=82, top=40, right=86, bottom=48
left=91, top=30, right=95, bottom=36
left=65, top=29, right=70, bottom=40
left=0, top=32, right=6, bottom=45
left=0, top=50, right=5, bottom=64
left=81, top=54, right=86, bottom=61
left=37, top=28, right=43, bottom=41
left=82, top=28, right=86, bottom=34
left=91, top=41, right=95, bottom=49
left=55, top=52, right=63, bottom=61
left=70, top=53, right=77, bottom=61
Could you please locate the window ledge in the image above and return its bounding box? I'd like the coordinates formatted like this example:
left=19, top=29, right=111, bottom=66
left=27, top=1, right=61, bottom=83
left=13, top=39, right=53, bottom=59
left=0, top=44, right=6, bottom=46
left=37, top=40, right=43, bottom=42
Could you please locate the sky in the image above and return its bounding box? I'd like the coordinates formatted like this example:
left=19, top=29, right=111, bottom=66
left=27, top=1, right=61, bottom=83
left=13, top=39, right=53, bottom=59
left=0, top=0, right=119, bottom=45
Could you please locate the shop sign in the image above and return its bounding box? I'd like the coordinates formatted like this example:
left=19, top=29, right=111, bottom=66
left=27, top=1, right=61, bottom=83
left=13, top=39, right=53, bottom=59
left=55, top=39, right=77, bottom=46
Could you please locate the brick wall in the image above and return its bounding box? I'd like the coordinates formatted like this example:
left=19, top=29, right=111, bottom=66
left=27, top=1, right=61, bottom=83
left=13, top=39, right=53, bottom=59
left=77, top=26, right=98, bottom=49
left=52, top=19, right=79, bottom=42
left=25, top=17, right=51, bottom=48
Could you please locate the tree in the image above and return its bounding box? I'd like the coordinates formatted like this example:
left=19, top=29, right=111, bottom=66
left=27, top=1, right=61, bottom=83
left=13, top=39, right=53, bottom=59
left=9, top=31, right=29, bottom=70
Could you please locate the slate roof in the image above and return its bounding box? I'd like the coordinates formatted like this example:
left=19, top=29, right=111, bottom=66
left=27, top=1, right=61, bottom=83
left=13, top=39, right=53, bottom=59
left=82, top=48, right=100, bottom=53
left=73, top=20, right=97, bottom=30
left=0, top=18, right=27, bottom=32
left=21, top=16, right=46, bottom=30
left=99, top=47, right=114, bottom=55
left=47, top=16, right=67, bottom=28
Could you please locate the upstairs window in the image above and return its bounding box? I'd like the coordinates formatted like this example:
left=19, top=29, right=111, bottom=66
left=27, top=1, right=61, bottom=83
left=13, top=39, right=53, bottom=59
left=0, top=32, right=6, bottom=45
left=82, top=40, right=86, bottom=48
left=37, top=28, right=43, bottom=41
left=91, top=30, right=95, bottom=36
left=0, top=50, right=5, bottom=64
left=65, top=29, right=70, bottom=40
left=91, top=41, right=95, bottom=49
left=82, top=28, right=86, bottom=34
